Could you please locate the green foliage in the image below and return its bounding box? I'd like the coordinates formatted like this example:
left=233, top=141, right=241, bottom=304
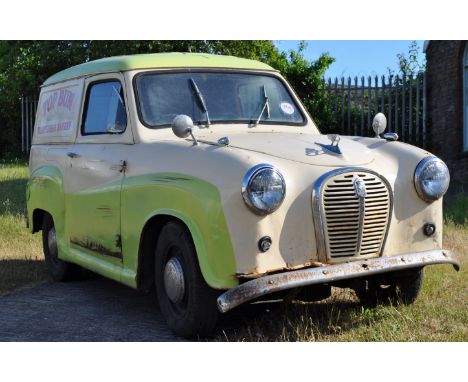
left=387, top=40, right=426, bottom=78
left=0, top=40, right=335, bottom=157
left=445, top=193, right=468, bottom=227
left=266, top=41, right=336, bottom=132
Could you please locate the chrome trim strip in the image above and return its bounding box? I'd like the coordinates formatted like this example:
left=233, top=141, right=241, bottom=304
left=217, top=249, right=460, bottom=313
left=311, top=167, right=394, bottom=262
left=241, top=163, right=286, bottom=215
left=355, top=177, right=366, bottom=255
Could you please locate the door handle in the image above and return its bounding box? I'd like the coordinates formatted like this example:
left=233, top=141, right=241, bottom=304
left=67, top=152, right=80, bottom=158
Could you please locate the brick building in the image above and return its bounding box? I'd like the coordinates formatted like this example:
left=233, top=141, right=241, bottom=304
left=424, top=40, right=467, bottom=191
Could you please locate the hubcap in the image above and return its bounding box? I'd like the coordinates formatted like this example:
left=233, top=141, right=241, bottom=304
left=163, top=257, right=185, bottom=304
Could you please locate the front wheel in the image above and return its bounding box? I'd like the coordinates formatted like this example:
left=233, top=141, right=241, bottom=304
left=354, top=267, right=424, bottom=306
left=154, top=221, right=219, bottom=338
left=42, top=213, right=80, bottom=281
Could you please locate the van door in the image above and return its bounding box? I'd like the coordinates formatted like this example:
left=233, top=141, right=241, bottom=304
left=64, top=74, right=133, bottom=262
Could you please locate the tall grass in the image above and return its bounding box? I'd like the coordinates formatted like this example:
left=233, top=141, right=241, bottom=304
left=0, top=159, right=48, bottom=295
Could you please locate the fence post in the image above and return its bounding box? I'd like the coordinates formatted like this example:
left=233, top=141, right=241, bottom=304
left=367, top=76, right=371, bottom=132
left=416, top=73, right=421, bottom=146
left=409, top=74, right=413, bottom=143
left=381, top=75, right=386, bottom=115
left=388, top=75, right=393, bottom=132
left=374, top=76, right=379, bottom=114
left=347, top=77, right=351, bottom=135
left=402, top=72, right=406, bottom=141
left=360, top=77, right=364, bottom=135
left=334, top=77, right=338, bottom=118
left=341, top=77, right=345, bottom=133
left=423, top=72, right=427, bottom=148
left=20, top=97, right=24, bottom=153
left=395, top=75, right=399, bottom=136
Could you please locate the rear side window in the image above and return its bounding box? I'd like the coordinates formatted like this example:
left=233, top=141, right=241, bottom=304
left=82, top=81, right=127, bottom=135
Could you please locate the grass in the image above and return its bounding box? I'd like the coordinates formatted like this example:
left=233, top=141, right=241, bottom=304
left=0, top=158, right=49, bottom=295
left=0, top=159, right=466, bottom=341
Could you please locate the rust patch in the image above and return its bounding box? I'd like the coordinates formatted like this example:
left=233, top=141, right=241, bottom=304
left=236, top=261, right=326, bottom=279
left=95, top=205, right=113, bottom=217
left=71, top=238, right=122, bottom=259
left=115, top=234, right=122, bottom=249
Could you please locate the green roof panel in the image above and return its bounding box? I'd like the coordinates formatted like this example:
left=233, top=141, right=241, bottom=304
left=43, top=52, right=276, bottom=86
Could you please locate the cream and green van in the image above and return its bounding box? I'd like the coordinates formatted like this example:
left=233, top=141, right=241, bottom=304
left=27, top=53, right=459, bottom=337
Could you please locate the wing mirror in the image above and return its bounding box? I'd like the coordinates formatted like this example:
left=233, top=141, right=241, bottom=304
left=372, top=113, right=387, bottom=138
left=372, top=113, right=399, bottom=141
left=171, top=115, right=198, bottom=145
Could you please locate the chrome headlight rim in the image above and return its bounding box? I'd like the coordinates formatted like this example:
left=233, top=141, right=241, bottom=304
left=241, top=164, right=286, bottom=215
left=414, top=156, right=450, bottom=202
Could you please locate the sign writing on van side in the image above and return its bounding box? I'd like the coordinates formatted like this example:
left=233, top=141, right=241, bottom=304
left=35, top=82, right=82, bottom=137
left=41, top=89, right=75, bottom=114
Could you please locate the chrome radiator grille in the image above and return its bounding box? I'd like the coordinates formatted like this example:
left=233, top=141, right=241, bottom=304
left=315, top=170, right=392, bottom=261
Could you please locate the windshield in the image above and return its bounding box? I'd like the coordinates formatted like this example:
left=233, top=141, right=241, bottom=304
left=135, top=72, right=305, bottom=127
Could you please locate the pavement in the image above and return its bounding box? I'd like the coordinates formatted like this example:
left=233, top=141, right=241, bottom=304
left=0, top=277, right=183, bottom=341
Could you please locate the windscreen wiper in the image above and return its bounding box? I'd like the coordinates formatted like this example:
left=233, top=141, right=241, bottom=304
left=189, top=78, right=211, bottom=126
left=254, top=85, right=270, bottom=126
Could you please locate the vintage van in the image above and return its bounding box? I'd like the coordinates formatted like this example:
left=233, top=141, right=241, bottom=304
left=27, top=53, right=459, bottom=337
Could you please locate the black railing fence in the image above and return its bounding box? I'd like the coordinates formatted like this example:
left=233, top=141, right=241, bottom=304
left=19, top=72, right=428, bottom=152
left=320, top=73, right=427, bottom=148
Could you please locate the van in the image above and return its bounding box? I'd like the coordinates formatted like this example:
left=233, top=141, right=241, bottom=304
left=27, top=53, right=459, bottom=337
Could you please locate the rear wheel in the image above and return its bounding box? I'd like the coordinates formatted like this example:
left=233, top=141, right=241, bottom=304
left=42, top=213, right=80, bottom=281
left=354, top=267, right=424, bottom=306
left=154, top=221, right=219, bottom=338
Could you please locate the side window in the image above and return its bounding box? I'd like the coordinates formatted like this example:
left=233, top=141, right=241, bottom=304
left=82, top=81, right=127, bottom=135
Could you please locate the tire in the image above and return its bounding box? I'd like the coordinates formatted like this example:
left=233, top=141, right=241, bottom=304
left=42, top=213, right=81, bottom=281
left=354, top=267, right=424, bottom=306
left=154, top=221, right=219, bottom=338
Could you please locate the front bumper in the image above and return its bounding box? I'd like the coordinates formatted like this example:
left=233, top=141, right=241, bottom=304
left=217, top=249, right=460, bottom=313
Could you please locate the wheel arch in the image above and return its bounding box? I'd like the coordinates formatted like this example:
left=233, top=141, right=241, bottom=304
left=136, top=209, right=238, bottom=291
left=27, top=165, right=66, bottom=236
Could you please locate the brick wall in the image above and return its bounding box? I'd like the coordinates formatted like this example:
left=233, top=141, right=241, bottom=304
left=426, top=40, right=467, bottom=192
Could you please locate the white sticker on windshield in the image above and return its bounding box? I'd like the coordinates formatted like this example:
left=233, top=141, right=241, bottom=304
left=280, top=102, right=295, bottom=115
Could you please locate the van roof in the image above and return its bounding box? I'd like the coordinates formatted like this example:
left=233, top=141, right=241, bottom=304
left=43, top=52, right=276, bottom=86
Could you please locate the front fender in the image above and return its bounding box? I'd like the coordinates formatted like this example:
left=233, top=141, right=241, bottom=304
left=121, top=173, right=238, bottom=289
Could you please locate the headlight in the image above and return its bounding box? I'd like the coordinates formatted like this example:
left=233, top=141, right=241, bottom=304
left=242, top=164, right=286, bottom=215
left=414, top=156, right=450, bottom=202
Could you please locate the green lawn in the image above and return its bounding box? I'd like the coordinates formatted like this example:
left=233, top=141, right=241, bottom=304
left=0, top=159, right=466, bottom=341
left=0, top=159, right=49, bottom=295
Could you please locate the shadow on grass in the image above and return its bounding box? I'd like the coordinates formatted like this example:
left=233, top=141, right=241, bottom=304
left=0, top=178, right=28, bottom=217
left=214, top=291, right=376, bottom=341
left=0, top=259, right=50, bottom=295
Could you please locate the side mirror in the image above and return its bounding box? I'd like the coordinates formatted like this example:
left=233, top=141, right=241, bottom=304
left=171, top=115, right=198, bottom=145
left=372, top=113, right=387, bottom=138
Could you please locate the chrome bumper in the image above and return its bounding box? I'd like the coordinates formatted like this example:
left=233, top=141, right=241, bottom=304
left=217, top=249, right=460, bottom=313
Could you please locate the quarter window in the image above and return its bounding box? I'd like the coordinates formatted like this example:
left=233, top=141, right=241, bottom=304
left=82, top=81, right=127, bottom=135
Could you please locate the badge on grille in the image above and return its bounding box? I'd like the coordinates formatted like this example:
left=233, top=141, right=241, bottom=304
left=353, top=177, right=367, bottom=198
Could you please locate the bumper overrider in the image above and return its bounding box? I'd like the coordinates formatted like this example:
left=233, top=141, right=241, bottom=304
left=217, top=249, right=460, bottom=313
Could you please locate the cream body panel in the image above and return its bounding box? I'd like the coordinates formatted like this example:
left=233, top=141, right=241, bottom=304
left=117, top=133, right=442, bottom=276
left=33, top=79, right=85, bottom=145
left=30, top=67, right=446, bottom=281
left=122, top=69, right=444, bottom=276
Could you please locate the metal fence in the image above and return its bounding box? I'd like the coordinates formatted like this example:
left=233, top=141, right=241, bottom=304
left=20, top=96, right=38, bottom=153
left=321, top=73, right=428, bottom=148
left=19, top=72, right=428, bottom=152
